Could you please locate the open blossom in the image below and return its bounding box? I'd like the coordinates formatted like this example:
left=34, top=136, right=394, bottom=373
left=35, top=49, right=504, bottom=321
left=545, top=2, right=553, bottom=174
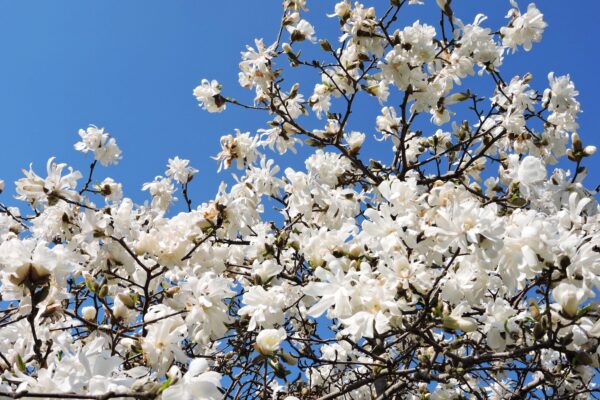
left=0, top=238, right=78, bottom=288
left=517, top=155, right=546, bottom=185
left=239, top=39, right=276, bottom=101
left=330, top=1, right=351, bottom=19
left=142, top=176, right=176, bottom=210
left=0, top=2, right=599, bottom=399
left=304, top=263, right=357, bottom=319
left=309, top=82, right=332, bottom=119
left=166, top=157, right=198, bottom=184
left=501, top=2, right=547, bottom=52
left=193, top=79, right=226, bottom=112
left=376, top=106, right=401, bottom=134
left=287, top=16, right=316, bottom=42
left=141, top=310, right=187, bottom=375
left=97, top=177, right=123, bottom=202
left=543, top=72, right=581, bottom=133
left=238, top=285, right=286, bottom=330
left=16, top=157, right=82, bottom=207
left=345, top=131, right=365, bottom=154
left=251, top=259, right=283, bottom=282
left=75, top=125, right=122, bottom=166
left=214, top=129, right=260, bottom=171
left=162, top=359, right=222, bottom=400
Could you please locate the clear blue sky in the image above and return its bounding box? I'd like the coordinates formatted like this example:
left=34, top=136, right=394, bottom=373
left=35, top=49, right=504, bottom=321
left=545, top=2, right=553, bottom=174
left=0, top=1, right=598, bottom=210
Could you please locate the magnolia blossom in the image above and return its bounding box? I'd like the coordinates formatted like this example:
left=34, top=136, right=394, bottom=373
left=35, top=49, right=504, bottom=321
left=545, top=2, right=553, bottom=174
left=162, top=359, right=222, bottom=400
left=501, top=1, right=547, bottom=52
left=142, top=176, right=176, bottom=210
left=287, top=16, right=316, bottom=43
left=0, top=1, right=598, bottom=399
left=16, top=157, right=82, bottom=207
left=97, top=177, right=123, bottom=202
left=193, top=79, right=226, bottom=112
left=141, top=313, right=187, bottom=374
left=74, top=125, right=122, bottom=166
left=552, top=282, right=588, bottom=317
left=255, top=328, right=286, bottom=355
left=517, top=155, right=546, bottom=184
left=81, top=306, right=96, bottom=321
left=166, top=156, right=198, bottom=184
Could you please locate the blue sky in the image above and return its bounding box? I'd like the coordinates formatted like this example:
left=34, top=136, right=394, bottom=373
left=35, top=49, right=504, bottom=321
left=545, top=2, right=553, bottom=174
left=0, top=1, right=598, bottom=211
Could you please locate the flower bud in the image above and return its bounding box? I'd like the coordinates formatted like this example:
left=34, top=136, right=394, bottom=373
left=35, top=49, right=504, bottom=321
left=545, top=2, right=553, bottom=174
left=572, top=132, right=583, bottom=152
left=117, top=293, right=136, bottom=309
left=98, top=285, right=108, bottom=299
left=443, top=316, right=477, bottom=332
left=281, top=351, right=297, bottom=365
left=255, top=328, right=286, bottom=355
left=446, top=92, right=470, bottom=105
left=282, top=43, right=293, bottom=54
left=320, top=39, right=332, bottom=52
left=529, top=299, right=541, bottom=321
left=113, top=295, right=132, bottom=321
left=553, top=282, right=585, bottom=318
left=584, top=145, right=597, bottom=156
left=82, top=306, right=97, bottom=322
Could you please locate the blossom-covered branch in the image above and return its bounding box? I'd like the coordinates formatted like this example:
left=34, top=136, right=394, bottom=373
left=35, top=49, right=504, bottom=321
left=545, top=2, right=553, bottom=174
left=0, top=0, right=599, bottom=399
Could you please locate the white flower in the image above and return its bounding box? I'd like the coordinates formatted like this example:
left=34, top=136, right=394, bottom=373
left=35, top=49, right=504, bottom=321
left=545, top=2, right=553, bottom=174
left=303, top=263, right=357, bottom=319
left=214, top=130, right=260, bottom=171
left=376, top=106, right=401, bottom=134
left=239, top=39, right=276, bottom=98
left=238, top=285, right=286, bottom=330
left=193, top=79, right=226, bottom=113
left=456, top=14, right=503, bottom=67
left=517, top=156, right=546, bottom=185
left=142, top=176, right=176, bottom=211
left=166, top=157, right=198, bottom=184
left=252, top=259, right=283, bottom=282
left=330, top=1, right=351, bottom=19
left=142, top=313, right=187, bottom=375
left=97, top=177, right=123, bottom=202
left=552, top=282, right=587, bottom=317
left=112, top=293, right=136, bottom=323
left=162, top=359, right=222, bottom=400
left=287, top=19, right=316, bottom=43
left=340, top=311, right=390, bottom=339
left=75, top=126, right=122, bottom=166
left=16, top=157, right=82, bottom=207
left=255, top=328, right=286, bottom=355
left=182, top=272, right=234, bottom=343
left=345, top=131, right=365, bottom=154
left=501, top=2, right=547, bottom=52
left=448, top=316, right=478, bottom=332
left=82, top=306, right=97, bottom=322
left=309, top=83, right=332, bottom=119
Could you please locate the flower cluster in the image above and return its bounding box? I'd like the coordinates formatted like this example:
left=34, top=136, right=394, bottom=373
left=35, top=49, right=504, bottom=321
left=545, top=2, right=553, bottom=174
left=0, top=1, right=599, bottom=399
